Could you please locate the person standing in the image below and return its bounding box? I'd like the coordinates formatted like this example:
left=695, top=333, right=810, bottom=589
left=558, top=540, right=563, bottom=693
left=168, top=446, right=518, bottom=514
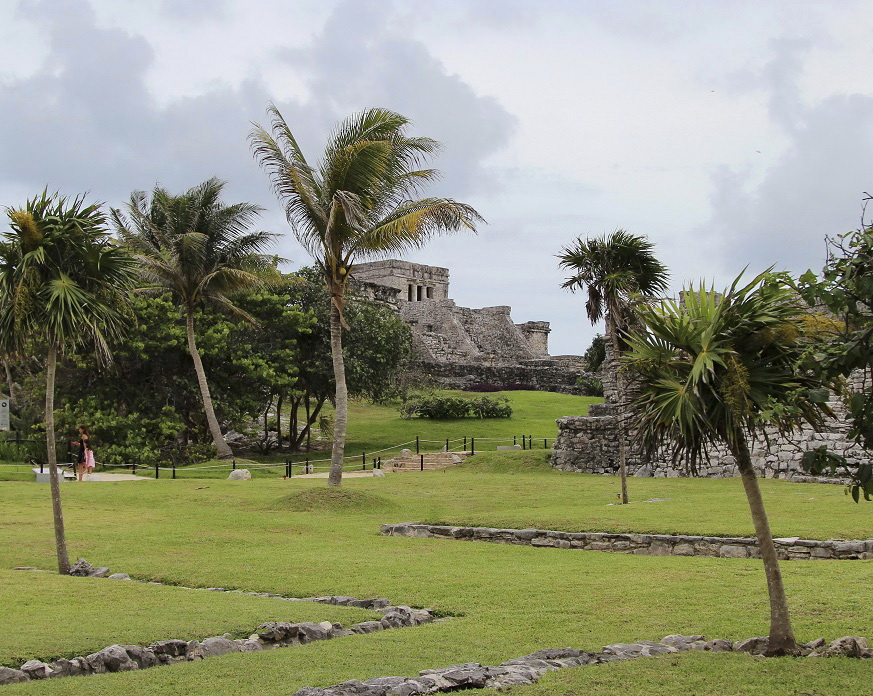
left=73, top=425, right=92, bottom=482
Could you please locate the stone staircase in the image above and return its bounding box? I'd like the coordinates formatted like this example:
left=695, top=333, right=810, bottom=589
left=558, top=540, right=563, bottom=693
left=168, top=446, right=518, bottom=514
left=385, top=450, right=472, bottom=472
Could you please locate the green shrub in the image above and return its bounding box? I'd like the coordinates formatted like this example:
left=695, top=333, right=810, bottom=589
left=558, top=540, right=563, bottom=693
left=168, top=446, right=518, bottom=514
left=469, top=395, right=512, bottom=418
left=400, top=393, right=512, bottom=419
left=576, top=375, right=604, bottom=397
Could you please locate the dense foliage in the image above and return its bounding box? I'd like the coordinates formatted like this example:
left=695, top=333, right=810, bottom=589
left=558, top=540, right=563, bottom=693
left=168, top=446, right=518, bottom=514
left=797, top=198, right=873, bottom=501
left=400, top=393, right=512, bottom=419
left=581, top=333, right=606, bottom=372
left=5, top=270, right=411, bottom=466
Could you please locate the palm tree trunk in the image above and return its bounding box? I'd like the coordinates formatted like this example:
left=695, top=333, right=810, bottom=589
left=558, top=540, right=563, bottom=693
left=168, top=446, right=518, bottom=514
left=730, top=432, right=797, bottom=655
left=45, top=345, right=70, bottom=574
left=327, top=299, right=347, bottom=487
left=185, top=309, right=233, bottom=459
left=608, top=314, right=629, bottom=504
left=276, top=394, right=283, bottom=453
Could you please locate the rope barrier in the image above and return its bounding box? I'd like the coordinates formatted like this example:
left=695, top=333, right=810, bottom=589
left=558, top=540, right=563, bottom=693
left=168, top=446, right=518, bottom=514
left=4, top=434, right=557, bottom=476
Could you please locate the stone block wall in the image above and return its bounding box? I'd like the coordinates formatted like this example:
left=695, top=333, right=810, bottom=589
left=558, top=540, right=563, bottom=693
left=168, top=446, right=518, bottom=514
left=381, top=523, right=873, bottom=560
left=552, top=374, right=870, bottom=480
left=412, top=360, right=589, bottom=394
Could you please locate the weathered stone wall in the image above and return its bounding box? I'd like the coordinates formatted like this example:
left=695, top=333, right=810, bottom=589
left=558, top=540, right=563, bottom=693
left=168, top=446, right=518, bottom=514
left=381, top=523, right=873, bottom=560
left=516, top=321, right=550, bottom=356
left=552, top=372, right=871, bottom=480
left=352, top=260, right=450, bottom=301
left=412, top=360, right=589, bottom=394
left=350, top=259, right=587, bottom=392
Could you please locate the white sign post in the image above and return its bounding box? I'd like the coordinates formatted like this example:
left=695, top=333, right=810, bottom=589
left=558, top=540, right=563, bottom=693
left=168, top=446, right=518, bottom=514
left=0, top=399, right=8, bottom=431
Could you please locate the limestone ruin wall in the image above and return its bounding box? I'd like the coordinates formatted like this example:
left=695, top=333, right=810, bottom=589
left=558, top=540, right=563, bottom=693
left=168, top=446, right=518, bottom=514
left=350, top=260, right=588, bottom=392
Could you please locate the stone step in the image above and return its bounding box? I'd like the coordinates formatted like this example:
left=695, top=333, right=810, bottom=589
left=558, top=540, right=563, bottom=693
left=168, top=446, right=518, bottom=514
left=386, top=451, right=472, bottom=471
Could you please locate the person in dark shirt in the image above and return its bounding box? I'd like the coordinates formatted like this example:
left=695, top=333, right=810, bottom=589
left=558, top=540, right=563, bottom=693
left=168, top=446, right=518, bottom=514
left=73, top=425, right=92, bottom=482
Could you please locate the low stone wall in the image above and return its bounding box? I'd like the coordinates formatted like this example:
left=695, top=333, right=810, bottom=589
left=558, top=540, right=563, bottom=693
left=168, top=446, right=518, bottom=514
left=551, top=403, right=869, bottom=481
left=292, top=634, right=872, bottom=695
left=412, top=360, right=588, bottom=394
left=2, top=565, right=437, bottom=686
left=380, top=523, right=873, bottom=560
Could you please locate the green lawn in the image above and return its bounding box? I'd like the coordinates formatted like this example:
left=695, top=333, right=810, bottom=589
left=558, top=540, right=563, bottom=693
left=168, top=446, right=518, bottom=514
left=1, top=451, right=871, bottom=695
left=0, top=390, right=596, bottom=480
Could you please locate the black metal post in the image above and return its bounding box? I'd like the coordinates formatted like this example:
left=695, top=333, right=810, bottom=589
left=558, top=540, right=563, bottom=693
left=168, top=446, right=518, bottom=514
left=40, top=461, right=44, bottom=474
left=544, top=438, right=547, bottom=449
left=471, top=437, right=475, bottom=455
left=155, top=462, right=159, bottom=479
left=172, top=462, right=176, bottom=479
left=362, top=452, right=366, bottom=470
left=464, top=436, right=467, bottom=451
left=522, top=435, right=526, bottom=450
left=232, top=459, right=236, bottom=470
left=420, top=454, right=424, bottom=471
left=514, top=435, right=517, bottom=446
left=132, top=461, right=136, bottom=474
left=416, top=436, right=420, bottom=454
left=445, top=438, right=449, bottom=452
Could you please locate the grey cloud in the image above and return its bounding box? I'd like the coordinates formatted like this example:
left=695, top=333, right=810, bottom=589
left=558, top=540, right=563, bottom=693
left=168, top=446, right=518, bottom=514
left=708, top=93, right=873, bottom=277
left=1, top=0, right=514, bottom=270
left=280, top=0, right=516, bottom=197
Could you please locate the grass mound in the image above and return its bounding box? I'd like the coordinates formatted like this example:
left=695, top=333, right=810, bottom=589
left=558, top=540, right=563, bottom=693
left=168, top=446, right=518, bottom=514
left=277, top=487, right=395, bottom=512
left=456, top=450, right=553, bottom=473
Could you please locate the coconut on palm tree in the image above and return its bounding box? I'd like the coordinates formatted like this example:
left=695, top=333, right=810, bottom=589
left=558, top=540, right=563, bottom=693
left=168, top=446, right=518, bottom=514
left=623, top=270, right=830, bottom=655
left=558, top=229, right=669, bottom=503
left=0, top=191, right=135, bottom=574
left=112, top=178, right=276, bottom=459
left=250, top=106, right=483, bottom=486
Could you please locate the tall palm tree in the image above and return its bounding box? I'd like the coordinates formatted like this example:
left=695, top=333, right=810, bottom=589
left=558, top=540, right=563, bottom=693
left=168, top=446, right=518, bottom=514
left=623, top=271, right=829, bottom=655
left=112, top=178, right=276, bottom=459
left=251, top=106, right=483, bottom=486
left=0, top=191, right=135, bottom=574
left=558, top=229, right=669, bottom=503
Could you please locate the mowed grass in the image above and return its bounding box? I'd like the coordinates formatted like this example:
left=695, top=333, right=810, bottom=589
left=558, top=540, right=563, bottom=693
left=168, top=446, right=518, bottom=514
left=1, top=454, right=872, bottom=695
left=0, top=568, right=376, bottom=668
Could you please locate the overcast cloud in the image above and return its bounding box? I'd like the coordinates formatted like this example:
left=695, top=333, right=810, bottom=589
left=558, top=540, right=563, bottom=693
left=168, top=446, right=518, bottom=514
left=1, top=0, right=871, bottom=354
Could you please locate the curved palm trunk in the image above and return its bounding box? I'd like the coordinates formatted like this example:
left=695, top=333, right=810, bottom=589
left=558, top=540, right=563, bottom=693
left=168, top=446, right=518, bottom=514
left=608, top=314, right=629, bottom=505
left=185, top=309, right=233, bottom=459
left=327, top=299, right=347, bottom=487
left=45, top=346, right=70, bottom=574
left=730, top=432, right=796, bottom=655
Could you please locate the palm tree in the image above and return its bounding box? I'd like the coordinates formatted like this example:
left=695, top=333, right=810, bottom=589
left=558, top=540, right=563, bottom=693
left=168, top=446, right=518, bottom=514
left=112, top=178, right=276, bottom=459
left=0, top=191, right=135, bottom=574
left=250, top=106, right=483, bottom=486
left=623, top=271, right=829, bottom=655
left=558, top=229, right=669, bottom=503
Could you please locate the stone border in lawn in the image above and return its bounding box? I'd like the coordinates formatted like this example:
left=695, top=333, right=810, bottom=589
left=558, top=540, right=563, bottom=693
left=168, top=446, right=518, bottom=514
left=380, top=523, right=873, bottom=560
left=290, top=634, right=871, bottom=695
left=1, top=569, right=439, bottom=686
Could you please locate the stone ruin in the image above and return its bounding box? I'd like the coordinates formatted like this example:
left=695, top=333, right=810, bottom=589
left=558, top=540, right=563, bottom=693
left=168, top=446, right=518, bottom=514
left=351, top=259, right=588, bottom=392
left=551, top=324, right=871, bottom=481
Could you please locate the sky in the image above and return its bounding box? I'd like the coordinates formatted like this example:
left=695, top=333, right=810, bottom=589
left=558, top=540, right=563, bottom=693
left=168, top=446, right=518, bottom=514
left=1, top=0, right=872, bottom=355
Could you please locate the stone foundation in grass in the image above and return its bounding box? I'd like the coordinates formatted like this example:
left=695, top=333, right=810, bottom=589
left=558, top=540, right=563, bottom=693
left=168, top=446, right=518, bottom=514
left=0, top=584, right=436, bottom=686
left=380, top=523, right=873, bottom=560
left=291, top=634, right=872, bottom=695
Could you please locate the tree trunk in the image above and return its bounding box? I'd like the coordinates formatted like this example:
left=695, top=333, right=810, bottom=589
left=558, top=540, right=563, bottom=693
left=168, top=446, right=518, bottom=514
left=608, top=314, right=629, bottom=505
left=45, top=346, right=70, bottom=574
left=327, top=299, right=347, bottom=487
left=730, top=433, right=797, bottom=655
left=185, top=309, right=233, bottom=459
left=276, top=394, right=283, bottom=453
left=2, top=356, right=20, bottom=404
